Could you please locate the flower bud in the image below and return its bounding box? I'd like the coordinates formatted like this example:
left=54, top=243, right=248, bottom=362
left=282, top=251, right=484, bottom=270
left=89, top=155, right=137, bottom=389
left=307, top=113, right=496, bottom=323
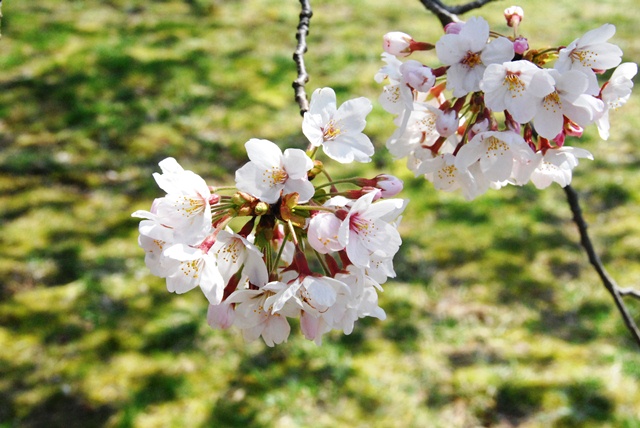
left=504, top=6, right=524, bottom=28
left=564, top=120, right=583, bottom=137
left=254, top=201, right=270, bottom=216
left=374, top=174, right=404, bottom=197
left=400, top=60, right=435, bottom=92
left=383, top=32, right=434, bottom=57
left=383, top=32, right=413, bottom=57
left=553, top=131, right=566, bottom=147
left=513, top=37, right=529, bottom=55
left=444, top=22, right=464, bottom=35
left=435, top=110, right=458, bottom=138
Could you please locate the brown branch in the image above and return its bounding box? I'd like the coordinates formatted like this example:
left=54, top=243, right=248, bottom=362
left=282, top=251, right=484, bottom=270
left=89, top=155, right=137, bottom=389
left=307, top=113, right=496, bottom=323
left=292, top=0, right=312, bottom=116
left=417, top=0, right=497, bottom=27
left=564, top=185, right=640, bottom=348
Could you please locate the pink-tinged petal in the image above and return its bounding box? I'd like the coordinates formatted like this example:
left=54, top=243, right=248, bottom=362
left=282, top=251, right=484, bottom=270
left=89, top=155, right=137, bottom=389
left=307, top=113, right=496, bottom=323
left=207, top=302, right=235, bottom=330
left=262, top=315, right=291, bottom=347
left=282, top=148, right=313, bottom=179
left=308, top=213, right=344, bottom=254
left=300, top=311, right=321, bottom=341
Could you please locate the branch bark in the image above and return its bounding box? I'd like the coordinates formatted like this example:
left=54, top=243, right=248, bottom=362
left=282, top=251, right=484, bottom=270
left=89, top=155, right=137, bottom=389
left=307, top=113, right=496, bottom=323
left=292, top=0, right=312, bottom=116
left=564, top=185, right=640, bottom=348
left=417, top=0, right=497, bottom=27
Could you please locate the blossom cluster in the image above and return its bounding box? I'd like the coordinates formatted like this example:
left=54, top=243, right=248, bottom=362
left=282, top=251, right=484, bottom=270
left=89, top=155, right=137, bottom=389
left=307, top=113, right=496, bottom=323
left=133, top=88, right=407, bottom=346
left=378, top=6, right=636, bottom=199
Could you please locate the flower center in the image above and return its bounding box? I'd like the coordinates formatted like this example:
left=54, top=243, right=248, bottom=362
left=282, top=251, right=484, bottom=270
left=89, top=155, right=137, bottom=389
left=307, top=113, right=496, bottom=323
left=461, top=51, right=482, bottom=69
left=570, top=49, right=595, bottom=68
left=322, top=120, right=342, bottom=141
left=265, top=167, right=288, bottom=186
left=504, top=71, right=526, bottom=95
left=543, top=91, right=562, bottom=112
left=485, top=136, right=508, bottom=156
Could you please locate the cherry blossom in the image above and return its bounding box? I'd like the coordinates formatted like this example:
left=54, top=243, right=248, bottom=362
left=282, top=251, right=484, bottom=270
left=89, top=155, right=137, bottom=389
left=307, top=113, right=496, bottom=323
left=596, top=62, right=638, bottom=139
left=235, top=138, right=314, bottom=204
left=480, top=60, right=552, bottom=123
left=531, top=69, right=605, bottom=139
left=555, top=24, right=623, bottom=95
left=302, top=87, right=374, bottom=163
left=435, top=16, right=514, bottom=97
left=151, top=157, right=215, bottom=243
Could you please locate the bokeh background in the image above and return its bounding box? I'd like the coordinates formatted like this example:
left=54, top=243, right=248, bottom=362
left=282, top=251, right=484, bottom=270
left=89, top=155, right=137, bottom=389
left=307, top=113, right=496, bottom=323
left=1, top=0, right=640, bottom=426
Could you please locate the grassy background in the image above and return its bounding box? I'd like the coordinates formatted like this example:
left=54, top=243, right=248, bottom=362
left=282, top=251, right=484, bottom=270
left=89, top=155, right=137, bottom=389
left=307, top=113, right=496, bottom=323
left=1, top=0, right=639, bottom=426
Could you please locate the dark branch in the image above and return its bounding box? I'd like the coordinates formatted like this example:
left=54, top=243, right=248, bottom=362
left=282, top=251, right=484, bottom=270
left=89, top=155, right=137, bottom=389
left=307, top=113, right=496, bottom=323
left=563, top=185, right=640, bottom=348
left=417, top=0, right=497, bottom=27
left=292, top=0, right=312, bottom=116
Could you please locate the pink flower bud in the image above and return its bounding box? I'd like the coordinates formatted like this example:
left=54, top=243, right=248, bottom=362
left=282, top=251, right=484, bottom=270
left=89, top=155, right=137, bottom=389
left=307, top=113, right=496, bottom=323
left=400, top=60, right=435, bottom=92
left=564, top=120, right=583, bottom=137
left=435, top=110, right=458, bottom=137
left=383, top=32, right=413, bottom=57
left=504, top=6, right=524, bottom=28
left=374, top=174, right=404, bottom=197
left=553, top=131, right=566, bottom=147
left=513, top=37, right=529, bottom=55
left=444, top=22, right=464, bottom=35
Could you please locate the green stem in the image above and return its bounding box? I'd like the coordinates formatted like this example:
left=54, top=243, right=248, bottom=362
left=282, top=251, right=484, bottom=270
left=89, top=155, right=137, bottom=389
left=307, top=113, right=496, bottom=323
left=314, top=178, right=359, bottom=190
left=313, top=249, right=331, bottom=276
left=271, top=228, right=291, bottom=274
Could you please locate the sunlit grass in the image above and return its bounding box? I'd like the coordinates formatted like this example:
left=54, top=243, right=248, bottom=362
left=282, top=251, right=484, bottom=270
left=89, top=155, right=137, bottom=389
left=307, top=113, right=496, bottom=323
left=0, top=0, right=639, bottom=426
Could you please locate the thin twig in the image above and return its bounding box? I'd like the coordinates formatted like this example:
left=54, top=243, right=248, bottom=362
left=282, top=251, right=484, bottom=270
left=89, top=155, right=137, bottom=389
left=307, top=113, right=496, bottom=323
left=293, top=0, right=312, bottom=116
left=417, top=0, right=497, bottom=27
left=619, top=288, right=640, bottom=300
left=564, top=185, right=640, bottom=348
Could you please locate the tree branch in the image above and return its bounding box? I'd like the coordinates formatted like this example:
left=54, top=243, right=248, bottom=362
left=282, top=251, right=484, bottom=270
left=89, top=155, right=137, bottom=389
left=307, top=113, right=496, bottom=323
left=292, top=0, right=312, bottom=116
left=563, top=185, right=640, bottom=348
left=417, top=0, right=497, bottom=27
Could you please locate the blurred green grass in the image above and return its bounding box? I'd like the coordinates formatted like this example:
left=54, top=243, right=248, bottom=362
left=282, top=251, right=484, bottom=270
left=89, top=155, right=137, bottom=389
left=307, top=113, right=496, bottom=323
left=1, top=0, right=640, bottom=426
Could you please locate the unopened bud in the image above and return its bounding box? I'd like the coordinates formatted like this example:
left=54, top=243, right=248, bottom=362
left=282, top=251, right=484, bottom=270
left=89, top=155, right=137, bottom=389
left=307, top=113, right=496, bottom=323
left=308, top=160, right=324, bottom=180
left=383, top=32, right=413, bottom=57
left=564, top=120, right=583, bottom=137
left=254, top=202, right=270, bottom=216
left=444, top=22, right=464, bottom=35
left=504, top=6, right=524, bottom=28
left=400, top=60, right=435, bottom=92
left=435, top=110, right=458, bottom=138
left=231, top=191, right=254, bottom=206
left=383, top=32, right=434, bottom=57
left=374, top=174, right=403, bottom=197
left=513, top=37, right=529, bottom=55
